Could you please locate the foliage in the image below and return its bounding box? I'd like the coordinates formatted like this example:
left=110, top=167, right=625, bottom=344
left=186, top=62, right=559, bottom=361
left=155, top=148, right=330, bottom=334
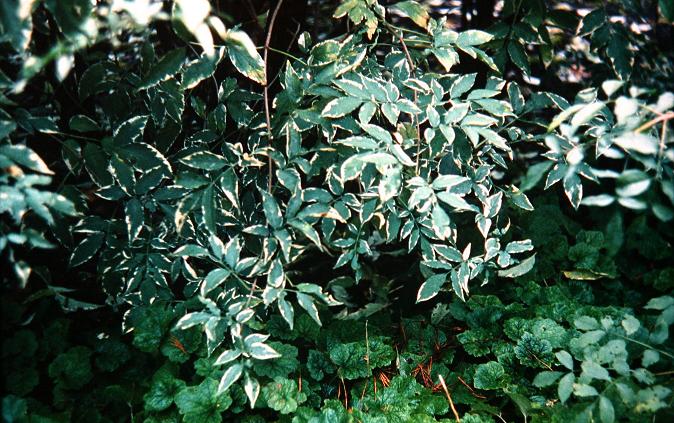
left=1, top=0, right=673, bottom=422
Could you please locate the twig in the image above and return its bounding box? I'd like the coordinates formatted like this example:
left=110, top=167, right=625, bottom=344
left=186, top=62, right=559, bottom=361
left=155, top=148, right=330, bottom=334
left=457, top=376, right=487, bottom=399
left=361, top=320, right=371, bottom=403
left=264, top=0, right=284, bottom=192
left=438, top=374, right=461, bottom=422
left=635, top=111, right=674, bottom=134
left=244, top=278, right=258, bottom=308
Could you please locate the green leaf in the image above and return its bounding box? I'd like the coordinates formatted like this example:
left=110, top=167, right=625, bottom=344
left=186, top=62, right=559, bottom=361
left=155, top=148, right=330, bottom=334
left=225, top=30, right=266, bottom=85
left=508, top=82, right=525, bottom=113
left=254, top=342, right=299, bottom=378
left=599, top=395, right=615, bottom=423
left=558, top=372, right=574, bottom=403
left=416, top=273, right=446, bottom=303
left=556, top=351, right=574, bottom=370
left=645, top=295, right=674, bottom=310
left=574, top=316, right=599, bottom=330
left=573, top=383, right=599, bottom=397
left=606, top=30, right=633, bottom=80
left=69, top=114, right=99, bottom=132
left=278, top=295, right=295, bottom=330
left=508, top=42, right=530, bottom=75
left=579, top=9, right=606, bottom=35
left=307, top=350, right=334, bottom=381
left=138, top=48, right=186, bottom=90
left=176, top=378, right=232, bottom=423
left=83, top=144, right=113, bottom=186
left=581, top=360, right=610, bottom=381
left=661, top=0, right=674, bottom=21
left=473, top=361, right=508, bottom=390
left=48, top=346, right=93, bottom=390
left=335, top=136, right=379, bottom=150
left=533, top=371, right=563, bottom=387
left=144, top=370, right=186, bottom=412
left=621, top=315, right=640, bottom=335
left=1, top=396, right=27, bottom=423
left=262, top=377, right=307, bottom=414
left=0, top=145, right=53, bottom=174
left=322, top=97, right=363, bottom=118
left=70, top=232, right=105, bottom=267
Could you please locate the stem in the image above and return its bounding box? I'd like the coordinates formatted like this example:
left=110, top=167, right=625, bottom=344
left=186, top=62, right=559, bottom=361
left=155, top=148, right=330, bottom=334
left=261, top=46, right=309, bottom=66
left=635, top=111, right=674, bottom=134
left=263, top=0, right=284, bottom=192
left=617, top=334, right=674, bottom=360
left=438, top=374, right=461, bottom=423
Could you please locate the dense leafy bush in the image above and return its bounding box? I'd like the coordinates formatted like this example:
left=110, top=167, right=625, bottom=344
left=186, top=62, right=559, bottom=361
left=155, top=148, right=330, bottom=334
left=1, top=0, right=673, bottom=422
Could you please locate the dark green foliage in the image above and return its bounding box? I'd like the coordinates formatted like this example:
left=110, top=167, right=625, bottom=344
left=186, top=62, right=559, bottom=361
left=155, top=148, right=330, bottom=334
left=1, top=0, right=673, bottom=422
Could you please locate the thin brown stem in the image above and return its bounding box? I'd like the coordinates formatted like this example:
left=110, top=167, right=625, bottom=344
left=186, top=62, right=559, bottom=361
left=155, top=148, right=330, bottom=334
left=438, top=374, right=461, bottom=423
left=635, top=111, right=674, bottom=133
left=264, top=0, right=284, bottom=192
left=244, top=278, right=258, bottom=308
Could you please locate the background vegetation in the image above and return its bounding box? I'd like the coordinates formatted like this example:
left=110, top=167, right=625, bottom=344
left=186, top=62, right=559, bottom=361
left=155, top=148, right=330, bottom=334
left=1, top=0, right=673, bottom=422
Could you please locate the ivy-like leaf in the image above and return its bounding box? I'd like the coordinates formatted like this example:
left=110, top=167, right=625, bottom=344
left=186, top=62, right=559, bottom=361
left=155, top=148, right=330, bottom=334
left=176, top=378, right=232, bottom=423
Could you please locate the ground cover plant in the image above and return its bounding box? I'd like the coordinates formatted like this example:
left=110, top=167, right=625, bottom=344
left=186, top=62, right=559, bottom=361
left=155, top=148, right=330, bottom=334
left=1, top=0, right=673, bottom=421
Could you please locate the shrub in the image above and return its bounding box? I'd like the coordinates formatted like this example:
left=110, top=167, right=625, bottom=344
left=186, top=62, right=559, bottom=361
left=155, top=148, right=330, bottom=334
left=1, top=0, right=673, bottom=422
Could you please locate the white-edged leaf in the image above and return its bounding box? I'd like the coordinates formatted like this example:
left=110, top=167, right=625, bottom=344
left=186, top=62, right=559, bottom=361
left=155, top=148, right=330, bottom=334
left=497, top=254, right=535, bottom=278
left=416, top=273, right=446, bottom=303
left=125, top=198, right=144, bottom=242
left=202, top=268, right=231, bottom=295
left=224, top=30, right=266, bottom=84
left=218, top=363, right=243, bottom=394
left=296, top=292, right=321, bottom=325
left=244, top=374, right=260, bottom=408
left=248, top=342, right=281, bottom=360
left=175, top=311, right=211, bottom=329
left=70, top=232, right=105, bottom=267
left=260, top=190, right=283, bottom=228
left=322, top=97, right=363, bottom=118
